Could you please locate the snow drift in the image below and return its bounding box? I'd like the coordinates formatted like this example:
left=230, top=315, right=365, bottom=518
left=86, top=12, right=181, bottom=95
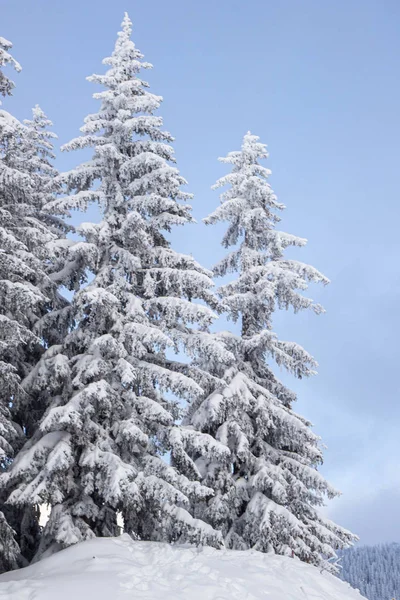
left=0, top=534, right=365, bottom=600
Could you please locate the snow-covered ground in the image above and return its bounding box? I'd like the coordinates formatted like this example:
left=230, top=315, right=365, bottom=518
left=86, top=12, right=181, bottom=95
left=0, top=534, right=365, bottom=600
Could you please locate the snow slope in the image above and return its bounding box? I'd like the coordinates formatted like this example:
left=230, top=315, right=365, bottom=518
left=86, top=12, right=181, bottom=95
left=0, top=534, right=365, bottom=600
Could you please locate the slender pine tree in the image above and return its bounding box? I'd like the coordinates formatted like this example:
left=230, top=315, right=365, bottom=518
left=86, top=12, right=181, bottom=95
left=187, top=132, right=356, bottom=572
left=4, top=14, right=231, bottom=559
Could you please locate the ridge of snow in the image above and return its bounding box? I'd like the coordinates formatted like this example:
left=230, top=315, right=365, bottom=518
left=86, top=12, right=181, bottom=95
left=0, top=534, right=365, bottom=600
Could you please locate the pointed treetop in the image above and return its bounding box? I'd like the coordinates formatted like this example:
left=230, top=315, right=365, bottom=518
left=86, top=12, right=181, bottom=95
left=241, top=130, right=269, bottom=159
left=24, top=104, right=56, bottom=135
left=114, top=12, right=134, bottom=51
left=32, top=104, right=47, bottom=120
left=121, top=12, right=133, bottom=38
left=97, top=11, right=151, bottom=76
left=217, top=131, right=269, bottom=168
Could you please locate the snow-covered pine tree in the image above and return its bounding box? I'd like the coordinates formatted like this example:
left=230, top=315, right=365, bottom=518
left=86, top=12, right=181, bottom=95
left=0, top=42, right=74, bottom=567
left=0, top=36, right=21, bottom=102
left=0, top=35, right=23, bottom=462
left=0, top=38, right=28, bottom=572
left=11, top=106, right=79, bottom=440
left=0, top=104, right=72, bottom=439
left=187, top=132, right=357, bottom=572
left=3, top=14, right=231, bottom=559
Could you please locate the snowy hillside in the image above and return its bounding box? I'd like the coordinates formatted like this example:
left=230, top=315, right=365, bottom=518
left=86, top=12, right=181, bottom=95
left=0, top=534, right=364, bottom=600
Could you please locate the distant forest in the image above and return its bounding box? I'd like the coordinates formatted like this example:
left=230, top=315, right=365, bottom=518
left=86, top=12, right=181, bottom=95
left=340, top=543, right=400, bottom=600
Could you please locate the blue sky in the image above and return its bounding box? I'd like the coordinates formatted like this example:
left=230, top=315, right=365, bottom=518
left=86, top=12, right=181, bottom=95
left=2, top=0, right=400, bottom=545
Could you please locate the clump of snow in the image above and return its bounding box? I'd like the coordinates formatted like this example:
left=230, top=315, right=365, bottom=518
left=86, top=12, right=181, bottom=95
left=0, top=534, right=365, bottom=600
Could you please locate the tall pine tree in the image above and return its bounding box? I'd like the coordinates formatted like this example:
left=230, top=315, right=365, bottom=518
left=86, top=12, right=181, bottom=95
left=4, top=14, right=231, bottom=559
left=0, top=103, right=74, bottom=567
left=0, top=38, right=75, bottom=568
left=187, top=132, right=356, bottom=572
left=0, top=36, right=28, bottom=572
